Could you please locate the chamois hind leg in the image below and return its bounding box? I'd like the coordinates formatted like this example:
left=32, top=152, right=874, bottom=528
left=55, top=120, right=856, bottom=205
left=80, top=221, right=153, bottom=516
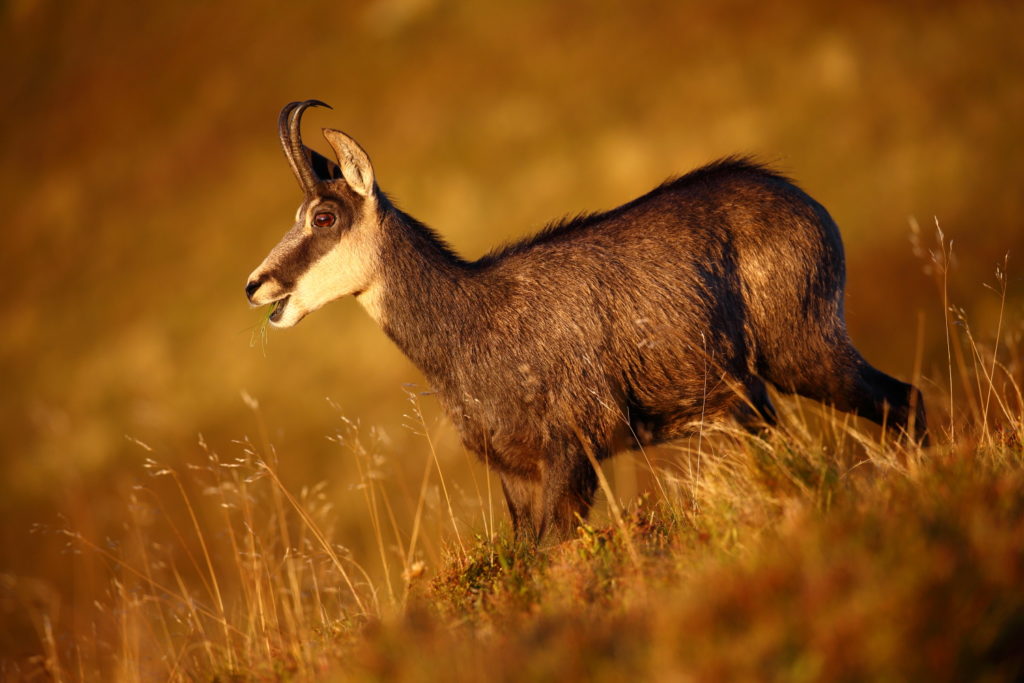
left=731, top=375, right=778, bottom=434
left=842, top=361, right=928, bottom=444
left=771, top=342, right=928, bottom=444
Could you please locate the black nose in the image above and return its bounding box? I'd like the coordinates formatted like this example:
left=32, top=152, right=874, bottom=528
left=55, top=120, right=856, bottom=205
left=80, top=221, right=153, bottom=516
left=245, top=279, right=262, bottom=300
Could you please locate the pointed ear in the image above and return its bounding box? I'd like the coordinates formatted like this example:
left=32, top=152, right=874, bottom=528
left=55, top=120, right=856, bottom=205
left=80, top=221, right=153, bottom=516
left=322, top=128, right=375, bottom=196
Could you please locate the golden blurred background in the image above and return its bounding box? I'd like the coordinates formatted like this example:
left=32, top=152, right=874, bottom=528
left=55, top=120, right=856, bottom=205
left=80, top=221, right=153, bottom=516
left=1, top=0, right=1022, bottom=664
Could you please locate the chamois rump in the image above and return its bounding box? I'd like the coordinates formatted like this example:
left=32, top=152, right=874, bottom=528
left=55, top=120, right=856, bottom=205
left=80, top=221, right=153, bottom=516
left=246, top=100, right=927, bottom=543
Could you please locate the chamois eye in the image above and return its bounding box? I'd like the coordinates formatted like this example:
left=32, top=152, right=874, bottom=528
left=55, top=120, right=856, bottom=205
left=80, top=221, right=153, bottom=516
left=313, top=212, right=336, bottom=228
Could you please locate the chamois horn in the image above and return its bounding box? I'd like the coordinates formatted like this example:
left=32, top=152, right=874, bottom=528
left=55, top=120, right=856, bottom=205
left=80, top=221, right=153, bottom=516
left=278, top=99, right=332, bottom=193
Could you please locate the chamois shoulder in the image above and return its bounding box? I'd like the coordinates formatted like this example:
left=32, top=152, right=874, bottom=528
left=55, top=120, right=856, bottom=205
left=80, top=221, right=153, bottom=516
left=475, top=156, right=791, bottom=266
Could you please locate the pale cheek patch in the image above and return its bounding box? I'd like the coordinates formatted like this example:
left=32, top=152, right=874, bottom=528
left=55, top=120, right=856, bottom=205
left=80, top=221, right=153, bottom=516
left=289, top=223, right=380, bottom=318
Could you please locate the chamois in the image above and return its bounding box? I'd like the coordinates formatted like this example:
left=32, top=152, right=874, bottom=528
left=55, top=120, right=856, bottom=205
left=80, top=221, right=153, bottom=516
left=246, top=100, right=927, bottom=543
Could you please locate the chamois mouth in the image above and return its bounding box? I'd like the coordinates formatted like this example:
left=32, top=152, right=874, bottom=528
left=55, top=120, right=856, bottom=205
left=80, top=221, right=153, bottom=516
left=268, top=296, right=291, bottom=324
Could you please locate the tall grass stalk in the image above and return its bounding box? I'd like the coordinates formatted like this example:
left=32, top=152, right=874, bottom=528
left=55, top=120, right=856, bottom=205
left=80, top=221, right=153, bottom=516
left=405, top=387, right=467, bottom=560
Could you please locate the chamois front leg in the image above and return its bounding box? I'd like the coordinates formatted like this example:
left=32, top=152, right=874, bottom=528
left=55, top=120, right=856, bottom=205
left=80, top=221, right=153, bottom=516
left=541, top=453, right=599, bottom=544
left=500, top=473, right=543, bottom=545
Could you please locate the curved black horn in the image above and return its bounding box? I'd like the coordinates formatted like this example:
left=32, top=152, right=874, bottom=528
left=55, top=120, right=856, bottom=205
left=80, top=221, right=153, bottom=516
left=278, top=99, right=333, bottom=193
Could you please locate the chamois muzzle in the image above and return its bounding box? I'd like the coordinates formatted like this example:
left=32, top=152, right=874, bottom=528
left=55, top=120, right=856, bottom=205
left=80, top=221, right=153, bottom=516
left=279, top=99, right=332, bottom=194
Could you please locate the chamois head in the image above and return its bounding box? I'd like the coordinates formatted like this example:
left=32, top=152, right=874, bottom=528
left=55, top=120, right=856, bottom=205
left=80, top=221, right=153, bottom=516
left=246, top=100, right=380, bottom=327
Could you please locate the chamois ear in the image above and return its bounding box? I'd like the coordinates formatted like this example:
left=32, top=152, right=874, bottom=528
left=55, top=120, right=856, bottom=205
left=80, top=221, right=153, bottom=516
left=322, top=128, right=375, bottom=196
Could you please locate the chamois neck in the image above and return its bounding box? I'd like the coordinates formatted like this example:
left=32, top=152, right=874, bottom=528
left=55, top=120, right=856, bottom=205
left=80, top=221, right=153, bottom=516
left=373, top=197, right=479, bottom=382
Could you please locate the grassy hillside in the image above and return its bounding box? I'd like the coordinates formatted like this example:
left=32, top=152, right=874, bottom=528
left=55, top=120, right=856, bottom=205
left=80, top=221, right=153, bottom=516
left=2, top=0, right=1023, bottom=678
left=13, top=339, right=1024, bottom=679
